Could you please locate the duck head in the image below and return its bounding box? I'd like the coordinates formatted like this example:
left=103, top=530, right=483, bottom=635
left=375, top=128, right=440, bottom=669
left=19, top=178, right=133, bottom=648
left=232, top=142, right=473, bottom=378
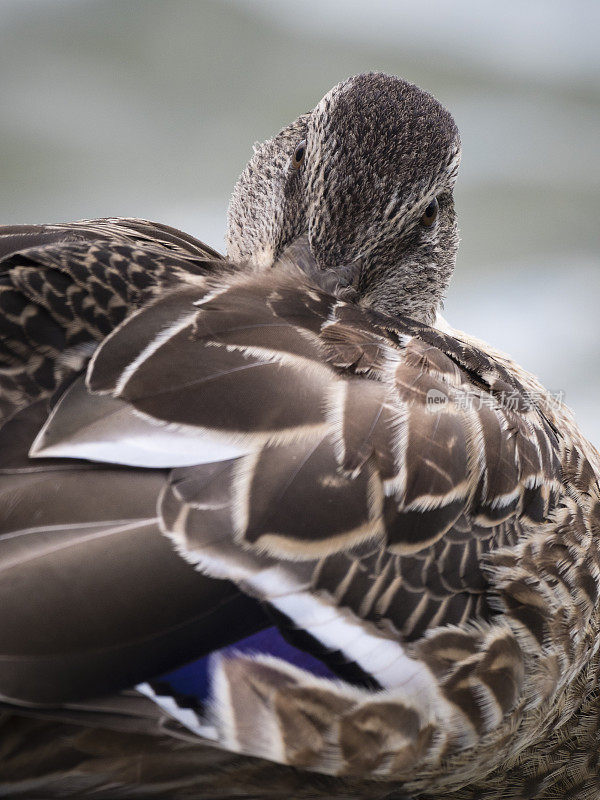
left=225, top=72, right=461, bottom=325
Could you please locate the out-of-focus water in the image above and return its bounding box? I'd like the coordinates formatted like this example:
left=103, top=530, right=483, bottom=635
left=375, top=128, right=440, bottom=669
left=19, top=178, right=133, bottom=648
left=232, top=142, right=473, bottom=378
left=0, top=0, right=598, bottom=442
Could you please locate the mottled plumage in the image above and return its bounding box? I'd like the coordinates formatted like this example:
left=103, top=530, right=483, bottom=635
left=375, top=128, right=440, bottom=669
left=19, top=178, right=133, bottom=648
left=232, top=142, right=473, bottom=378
left=1, top=73, right=599, bottom=799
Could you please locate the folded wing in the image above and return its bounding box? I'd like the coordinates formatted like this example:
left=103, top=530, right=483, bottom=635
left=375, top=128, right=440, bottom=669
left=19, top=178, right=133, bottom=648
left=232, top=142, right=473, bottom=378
left=0, top=221, right=269, bottom=704
left=30, top=266, right=569, bottom=775
left=3, top=232, right=577, bottom=779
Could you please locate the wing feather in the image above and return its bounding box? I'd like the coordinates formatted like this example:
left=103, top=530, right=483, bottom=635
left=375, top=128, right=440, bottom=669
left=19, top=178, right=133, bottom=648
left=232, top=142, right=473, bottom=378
left=0, top=218, right=220, bottom=420
left=0, top=397, right=269, bottom=705
left=57, top=271, right=563, bottom=678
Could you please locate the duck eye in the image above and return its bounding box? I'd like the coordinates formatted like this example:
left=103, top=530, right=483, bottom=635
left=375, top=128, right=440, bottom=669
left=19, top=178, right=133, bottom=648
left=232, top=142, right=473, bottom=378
left=421, top=197, right=439, bottom=228
left=291, top=140, right=306, bottom=169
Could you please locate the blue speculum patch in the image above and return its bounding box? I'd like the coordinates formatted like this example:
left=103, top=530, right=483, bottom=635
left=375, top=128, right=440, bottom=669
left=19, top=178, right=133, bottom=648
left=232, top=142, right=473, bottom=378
left=160, top=625, right=337, bottom=701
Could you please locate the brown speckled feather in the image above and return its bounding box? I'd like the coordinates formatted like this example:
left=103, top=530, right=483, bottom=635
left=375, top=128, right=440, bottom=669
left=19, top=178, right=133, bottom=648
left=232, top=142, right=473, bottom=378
left=0, top=217, right=220, bottom=420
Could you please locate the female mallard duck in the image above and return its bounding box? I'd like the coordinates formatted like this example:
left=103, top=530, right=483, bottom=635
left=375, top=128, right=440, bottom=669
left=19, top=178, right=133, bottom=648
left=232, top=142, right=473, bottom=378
left=1, top=73, right=599, bottom=800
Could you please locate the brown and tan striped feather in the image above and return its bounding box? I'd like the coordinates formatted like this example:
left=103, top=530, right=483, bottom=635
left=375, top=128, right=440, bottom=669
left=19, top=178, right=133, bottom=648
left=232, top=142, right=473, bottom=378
left=0, top=218, right=221, bottom=420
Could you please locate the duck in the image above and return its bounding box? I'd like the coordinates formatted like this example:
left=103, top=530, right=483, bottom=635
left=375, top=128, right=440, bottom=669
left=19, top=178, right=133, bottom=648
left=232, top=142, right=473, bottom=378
left=1, top=72, right=599, bottom=800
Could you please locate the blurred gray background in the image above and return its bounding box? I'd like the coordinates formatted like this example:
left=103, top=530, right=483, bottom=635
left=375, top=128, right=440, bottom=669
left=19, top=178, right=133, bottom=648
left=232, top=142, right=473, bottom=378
left=1, top=0, right=598, bottom=442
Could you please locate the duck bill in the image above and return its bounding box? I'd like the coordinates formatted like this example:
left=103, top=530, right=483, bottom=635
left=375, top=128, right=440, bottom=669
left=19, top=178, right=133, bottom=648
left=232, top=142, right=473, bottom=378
left=273, top=234, right=363, bottom=298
